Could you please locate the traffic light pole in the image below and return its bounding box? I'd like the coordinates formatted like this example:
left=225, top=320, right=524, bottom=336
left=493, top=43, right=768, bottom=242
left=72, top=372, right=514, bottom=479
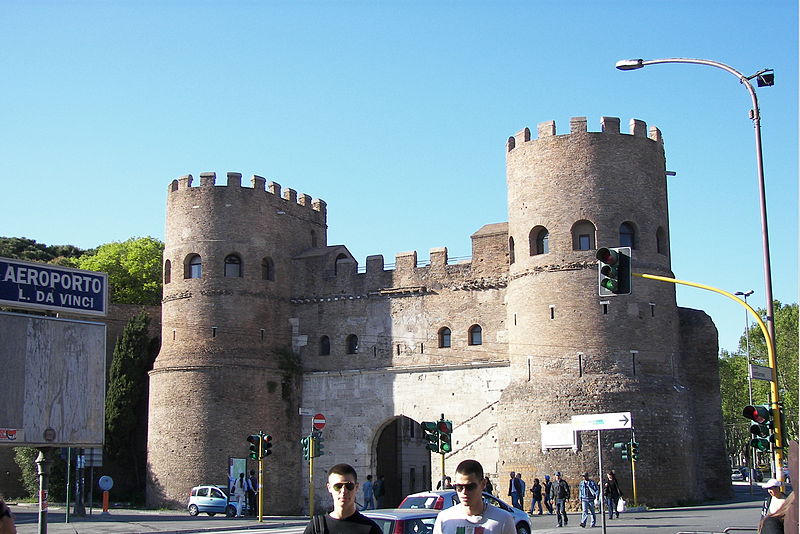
left=309, top=437, right=315, bottom=517
left=258, top=455, right=263, bottom=522
left=630, top=432, right=638, bottom=507
left=633, top=272, right=785, bottom=477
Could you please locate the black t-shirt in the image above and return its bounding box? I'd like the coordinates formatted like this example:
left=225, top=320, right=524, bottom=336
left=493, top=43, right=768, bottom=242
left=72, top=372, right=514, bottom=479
left=303, top=511, right=383, bottom=534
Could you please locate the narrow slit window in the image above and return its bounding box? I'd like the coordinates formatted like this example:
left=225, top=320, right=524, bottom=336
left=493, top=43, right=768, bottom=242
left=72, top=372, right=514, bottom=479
left=211, top=326, right=217, bottom=338
left=650, top=303, right=656, bottom=317
left=549, top=305, right=555, bottom=320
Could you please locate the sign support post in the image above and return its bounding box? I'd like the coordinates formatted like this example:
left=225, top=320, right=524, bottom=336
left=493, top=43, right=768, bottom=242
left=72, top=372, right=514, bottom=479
left=571, top=411, right=633, bottom=534
left=596, top=430, right=606, bottom=533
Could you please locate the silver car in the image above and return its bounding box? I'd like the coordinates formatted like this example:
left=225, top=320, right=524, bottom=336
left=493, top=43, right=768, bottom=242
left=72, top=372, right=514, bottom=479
left=362, top=509, right=439, bottom=534
left=399, top=490, right=531, bottom=534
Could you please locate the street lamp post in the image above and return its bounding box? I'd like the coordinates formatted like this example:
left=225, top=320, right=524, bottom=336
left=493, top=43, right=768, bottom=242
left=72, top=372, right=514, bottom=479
left=615, top=57, right=784, bottom=477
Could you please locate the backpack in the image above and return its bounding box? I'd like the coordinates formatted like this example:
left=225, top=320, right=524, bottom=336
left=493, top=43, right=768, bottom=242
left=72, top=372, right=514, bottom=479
left=313, top=514, right=329, bottom=534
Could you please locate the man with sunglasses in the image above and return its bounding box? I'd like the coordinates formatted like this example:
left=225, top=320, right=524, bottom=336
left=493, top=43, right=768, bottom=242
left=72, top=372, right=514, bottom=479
left=433, top=460, right=515, bottom=534
left=304, top=463, right=382, bottom=534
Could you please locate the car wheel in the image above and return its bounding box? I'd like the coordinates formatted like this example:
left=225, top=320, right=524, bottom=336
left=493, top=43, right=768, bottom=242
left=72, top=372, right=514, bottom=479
left=226, top=505, right=236, bottom=517
left=207, top=512, right=216, bottom=516
left=516, top=523, right=530, bottom=534
left=188, top=504, right=199, bottom=516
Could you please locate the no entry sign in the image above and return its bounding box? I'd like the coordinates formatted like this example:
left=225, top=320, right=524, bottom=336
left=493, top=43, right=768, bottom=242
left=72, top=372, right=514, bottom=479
left=312, top=413, right=326, bottom=430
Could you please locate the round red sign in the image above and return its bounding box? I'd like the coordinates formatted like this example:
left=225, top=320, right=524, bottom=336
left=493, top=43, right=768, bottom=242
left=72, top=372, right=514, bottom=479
left=312, top=413, right=326, bottom=430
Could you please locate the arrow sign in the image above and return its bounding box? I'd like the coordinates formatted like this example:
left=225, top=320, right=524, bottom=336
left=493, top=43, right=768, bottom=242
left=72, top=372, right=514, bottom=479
left=571, top=412, right=632, bottom=431
left=312, top=413, right=326, bottom=430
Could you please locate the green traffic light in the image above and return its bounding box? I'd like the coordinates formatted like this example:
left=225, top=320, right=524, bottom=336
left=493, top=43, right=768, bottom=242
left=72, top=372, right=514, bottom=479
left=597, top=246, right=631, bottom=296
left=247, top=434, right=260, bottom=460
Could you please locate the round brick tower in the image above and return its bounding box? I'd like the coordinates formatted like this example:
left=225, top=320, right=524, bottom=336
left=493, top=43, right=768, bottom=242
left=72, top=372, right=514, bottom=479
left=146, top=171, right=326, bottom=513
left=498, top=117, right=714, bottom=505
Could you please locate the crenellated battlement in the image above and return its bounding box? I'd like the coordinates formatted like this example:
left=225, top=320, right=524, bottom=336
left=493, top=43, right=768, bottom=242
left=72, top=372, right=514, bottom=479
left=507, top=116, right=662, bottom=152
left=167, top=172, right=327, bottom=215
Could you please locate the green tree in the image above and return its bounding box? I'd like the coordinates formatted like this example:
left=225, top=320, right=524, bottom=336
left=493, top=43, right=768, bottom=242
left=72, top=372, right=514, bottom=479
left=76, top=237, right=164, bottom=305
left=13, top=447, right=67, bottom=501
left=0, top=236, right=85, bottom=263
left=719, top=349, right=750, bottom=461
left=104, top=311, right=157, bottom=501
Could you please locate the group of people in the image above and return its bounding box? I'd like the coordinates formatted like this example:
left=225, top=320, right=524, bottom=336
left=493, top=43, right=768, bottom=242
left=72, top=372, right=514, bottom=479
left=507, top=471, right=624, bottom=527
left=305, top=460, right=517, bottom=534
left=359, top=474, right=386, bottom=510
left=231, top=470, right=260, bottom=517
left=304, top=460, right=630, bottom=534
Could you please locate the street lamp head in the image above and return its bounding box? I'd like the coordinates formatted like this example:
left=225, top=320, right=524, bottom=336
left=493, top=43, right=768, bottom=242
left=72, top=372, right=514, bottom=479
left=616, top=59, right=645, bottom=71
left=735, top=290, right=755, bottom=297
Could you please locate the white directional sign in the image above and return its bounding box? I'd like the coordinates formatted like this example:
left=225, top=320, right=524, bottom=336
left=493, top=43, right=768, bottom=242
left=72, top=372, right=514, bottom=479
left=571, top=412, right=632, bottom=431
left=749, top=364, right=773, bottom=382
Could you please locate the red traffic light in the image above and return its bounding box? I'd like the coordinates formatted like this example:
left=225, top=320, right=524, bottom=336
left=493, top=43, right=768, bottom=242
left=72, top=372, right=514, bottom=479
left=247, top=434, right=260, bottom=445
left=596, top=248, right=619, bottom=266
left=743, top=405, right=770, bottom=424
left=437, top=420, right=452, bottom=434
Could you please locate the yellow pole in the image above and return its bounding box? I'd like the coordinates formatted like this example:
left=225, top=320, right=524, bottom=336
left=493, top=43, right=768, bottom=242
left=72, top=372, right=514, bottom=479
left=309, top=436, right=315, bottom=517
left=441, top=452, right=446, bottom=490
left=633, top=273, right=785, bottom=478
left=630, top=439, right=637, bottom=507
left=258, top=456, right=263, bottom=522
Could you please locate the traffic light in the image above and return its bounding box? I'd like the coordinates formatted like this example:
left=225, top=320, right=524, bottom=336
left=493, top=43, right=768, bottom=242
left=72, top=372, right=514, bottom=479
left=312, top=431, right=325, bottom=457
left=438, top=420, right=453, bottom=453
left=596, top=247, right=631, bottom=296
left=613, top=442, right=629, bottom=461
left=743, top=405, right=773, bottom=452
left=262, top=434, right=273, bottom=458
left=630, top=441, right=640, bottom=462
left=301, top=436, right=310, bottom=461
left=247, top=434, right=260, bottom=460
left=422, top=421, right=439, bottom=453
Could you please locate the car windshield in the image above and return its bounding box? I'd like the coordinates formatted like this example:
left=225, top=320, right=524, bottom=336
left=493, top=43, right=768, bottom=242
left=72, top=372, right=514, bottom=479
left=400, top=496, right=439, bottom=509
left=371, top=518, right=436, bottom=534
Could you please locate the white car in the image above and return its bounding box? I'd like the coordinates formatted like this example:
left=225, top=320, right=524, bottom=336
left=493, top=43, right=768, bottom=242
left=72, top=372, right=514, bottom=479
left=399, top=490, right=531, bottom=534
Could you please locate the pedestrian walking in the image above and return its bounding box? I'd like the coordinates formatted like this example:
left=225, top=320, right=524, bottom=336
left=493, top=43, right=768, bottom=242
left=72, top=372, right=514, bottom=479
left=433, top=459, right=515, bottom=534
left=516, top=473, right=526, bottom=511
left=303, top=464, right=382, bottom=534
left=602, top=472, right=623, bottom=519
left=578, top=472, right=599, bottom=528
left=762, top=479, right=787, bottom=517
left=362, top=474, right=375, bottom=510
left=548, top=471, right=570, bottom=527
left=543, top=475, right=554, bottom=514
left=528, top=478, right=543, bottom=515
left=508, top=472, right=522, bottom=509
left=247, top=469, right=258, bottom=516
left=233, top=472, right=248, bottom=517
left=374, top=475, right=386, bottom=508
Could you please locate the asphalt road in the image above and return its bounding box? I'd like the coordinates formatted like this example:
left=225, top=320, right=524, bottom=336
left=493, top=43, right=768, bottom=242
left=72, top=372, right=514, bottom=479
left=8, top=484, right=769, bottom=534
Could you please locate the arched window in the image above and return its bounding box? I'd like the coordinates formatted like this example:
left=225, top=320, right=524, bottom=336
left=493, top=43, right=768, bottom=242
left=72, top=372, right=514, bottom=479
left=620, top=222, right=636, bottom=248
left=164, top=260, right=171, bottom=284
left=508, top=237, right=515, bottom=264
left=468, top=324, right=482, bottom=346
left=262, top=257, right=275, bottom=281
left=656, top=226, right=668, bottom=255
left=185, top=254, right=202, bottom=279
left=224, top=254, right=242, bottom=277
left=438, top=327, right=452, bottom=348
left=571, top=220, right=596, bottom=251
left=346, top=334, right=359, bottom=354
left=334, top=253, right=349, bottom=275
left=319, top=336, right=331, bottom=356
left=529, top=226, right=549, bottom=255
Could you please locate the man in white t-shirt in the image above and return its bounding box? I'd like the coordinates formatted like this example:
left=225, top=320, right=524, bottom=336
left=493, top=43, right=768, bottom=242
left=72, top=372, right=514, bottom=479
left=433, top=460, right=516, bottom=534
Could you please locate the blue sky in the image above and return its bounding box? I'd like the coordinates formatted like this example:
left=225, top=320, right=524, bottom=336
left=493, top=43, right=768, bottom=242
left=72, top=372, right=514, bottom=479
left=1, top=1, right=796, bottom=354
